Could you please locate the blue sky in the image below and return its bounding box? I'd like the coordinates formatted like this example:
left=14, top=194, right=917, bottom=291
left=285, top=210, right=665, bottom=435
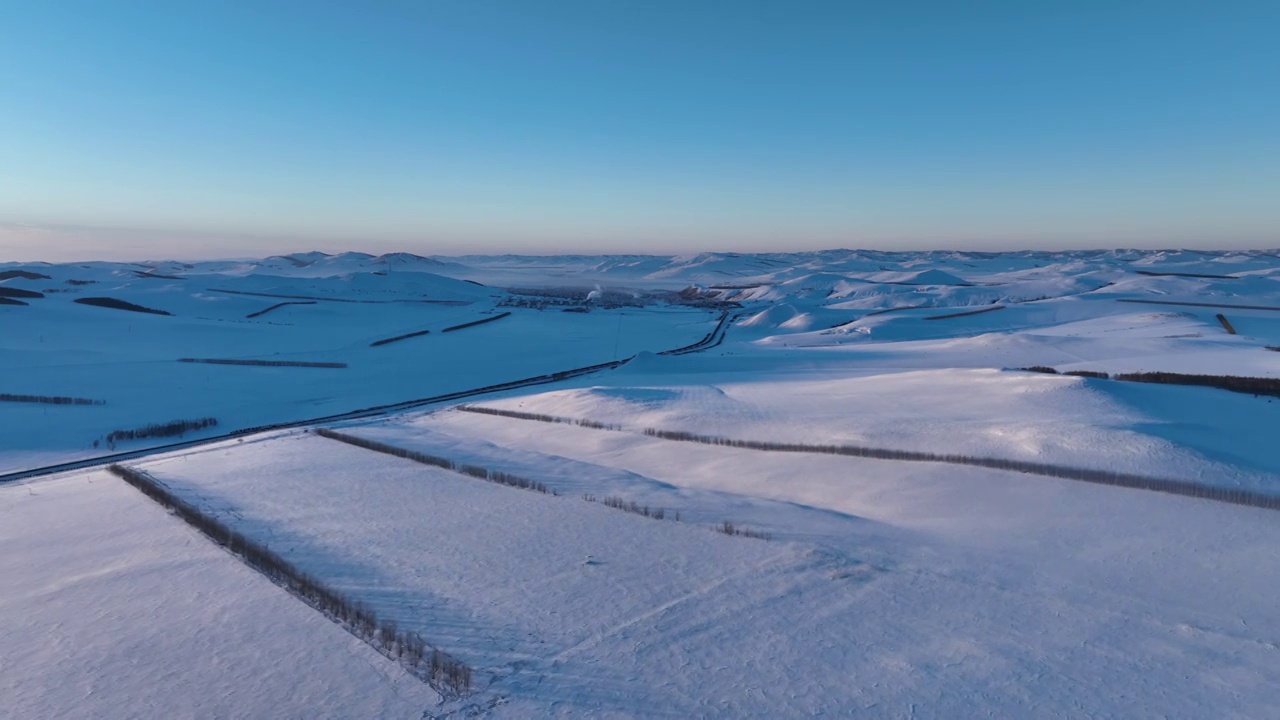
left=1, top=1, right=1278, bottom=259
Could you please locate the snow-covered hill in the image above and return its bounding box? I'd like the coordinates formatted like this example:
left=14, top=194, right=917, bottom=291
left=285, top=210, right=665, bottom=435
left=3, top=248, right=1278, bottom=717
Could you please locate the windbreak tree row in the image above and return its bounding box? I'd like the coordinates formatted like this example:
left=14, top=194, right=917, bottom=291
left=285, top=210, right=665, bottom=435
left=455, top=405, right=1280, bottom=512
left=104, top=417, right=218, bottom=445
left=107, top=464, right=473, bottom=696
left=178, top=358, right=347, bottom=368
left=0, top=393, right=104, bottom=405
left=314, top=428, right=552, bottom=494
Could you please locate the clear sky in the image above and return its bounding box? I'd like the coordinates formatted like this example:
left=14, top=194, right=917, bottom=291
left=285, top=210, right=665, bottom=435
left=1, top=1, right=1278, bottom=260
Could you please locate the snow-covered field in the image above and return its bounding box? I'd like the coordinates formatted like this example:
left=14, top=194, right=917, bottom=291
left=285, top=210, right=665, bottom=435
left=0, top=471, right=440, bottom=718
left=0, top=254, right=715, bottom=470
left=3, top=249, right=1279, bottom=717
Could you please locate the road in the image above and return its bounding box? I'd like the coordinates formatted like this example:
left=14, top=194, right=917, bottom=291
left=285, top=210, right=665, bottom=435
left=0, top=356, right=631, bottom=485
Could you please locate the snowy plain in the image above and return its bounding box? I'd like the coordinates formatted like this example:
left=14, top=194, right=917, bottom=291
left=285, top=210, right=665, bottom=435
left=0, top=471, right=440, bottom=719
left=2, top=248, right=1279, bottom=717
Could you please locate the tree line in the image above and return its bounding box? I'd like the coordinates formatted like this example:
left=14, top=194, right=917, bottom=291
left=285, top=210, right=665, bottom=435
left=178, top=358, right=347, bottom=368
left=107, top=464, right=473, bottom=696
left=103, top=417, right=218, bottom=446
left=441, top=312, right=512, bottom=333
left=0, top=393, right=104, bottom=406
left=456, top=404, right=621, bottom=431
left=74, top=297, right=171, bottom=315
left=314, top=428, right=552, bottom=494
left=322, top=427, right=775, bottom=541
left=1018, top=367, right=1280, bottom=397
left=458, top=404, right=1280, bottom=512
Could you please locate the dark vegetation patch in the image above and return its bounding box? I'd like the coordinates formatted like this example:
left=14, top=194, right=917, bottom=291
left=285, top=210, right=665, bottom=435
left=1216, top=313, right=1237, bottom=334
left=0, top=393, right=104, bottom=406
left=370, top=329, right=431, bottom=347
left=323, top=426, right=772, bottom=541
left=1118, top=299, right=1280, bottom=312
left=74, top=297, right=171, bottom=315
left=457, top=405, right=622, bottom=431
left=245, top=300, right=317, bottom=319
left=821, top=316, right=859, bottom=331
left=456, top=406, right=1280, bottom=511
left=314, top=428, right=552, bottom=494
left=1133, top=270, right=1238, bottom=279
left=1020, top=366, right=1059, bottom=374
left=211, top=288, right=384, bottom=304
left=0, top=297, right=28, bottom=306
left=0, top=270, right=50, bottom=281
left=925, top=305, right=1005, bottom=321
left=1112, top=371, right=1280, bottom=398
left=103, top=417, right=218, bottom=446
left=65, top=279, right=97, bottom=285
left=1267, top=346, right=1280, bottom=352
left=441, top=311, right=512, bottom=333
left=583, top=493, right=675, bottom=521
left=1025, top=367, right=1278, bottom=394
left=862, top=305, right=930, bottom=317
left=134, top=270, right=186, bottom=280
left=0, top=286, right=44, bottom=299
left=210, top=288, right=469, bottom=306
left=717, top=521, right=771, bottom=540
left=1063, top=370, right=1109, bottom=379
left=106, top=465, right=472, bottom=696
left=178, top=358, right=347, bottom=368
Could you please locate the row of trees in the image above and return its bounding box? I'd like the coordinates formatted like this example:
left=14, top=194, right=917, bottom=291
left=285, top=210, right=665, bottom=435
left=717, top=521, right=771, bottom=541
left=1114, top=371, right=1280, bottom=397
left=107, top=465, right=472, bottom=695
left=178, top=358, right=347, bottom=368
left=637, top=428, right=1280, bottom=511
left=74, top=297, right=171, bottom=315
left=245, top=300, right=316, bottom=319
left=1021, top=366, right=1107, bottom=379
left=0, top=286, right=43, bottom=299
left=457, top=409, right=784, bottom=538
left=583, top=493, right=674, bottom=521
left=1216, top=313, right=1238, bottom=335
left=323, top=424, right=783, bottom=546
left=459, top=402, right=1279, bottom=513
left=314, top=428, right=553, bottom=495
left=925, top=305, right=1005, bottom=321
left=103, top=417, right=218, bottom=445
left=369, top=329, right=431, bottom=347
left=456, top=405, right=621, bottom=431
left=0, top=393, right=104, bottom=405
left=0, top=269, right=49, bottom=280
left=1019, top=367, right=1280, bottom=393
left=442, top=311, right=512, bottom=333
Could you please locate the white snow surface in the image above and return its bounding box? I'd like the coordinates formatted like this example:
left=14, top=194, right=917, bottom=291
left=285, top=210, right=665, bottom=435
left=0, top=472, right=439, bottom=718
left=4, top=248, right=1280, bottom=717
left=113, top=420, right=1280, bottom=717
